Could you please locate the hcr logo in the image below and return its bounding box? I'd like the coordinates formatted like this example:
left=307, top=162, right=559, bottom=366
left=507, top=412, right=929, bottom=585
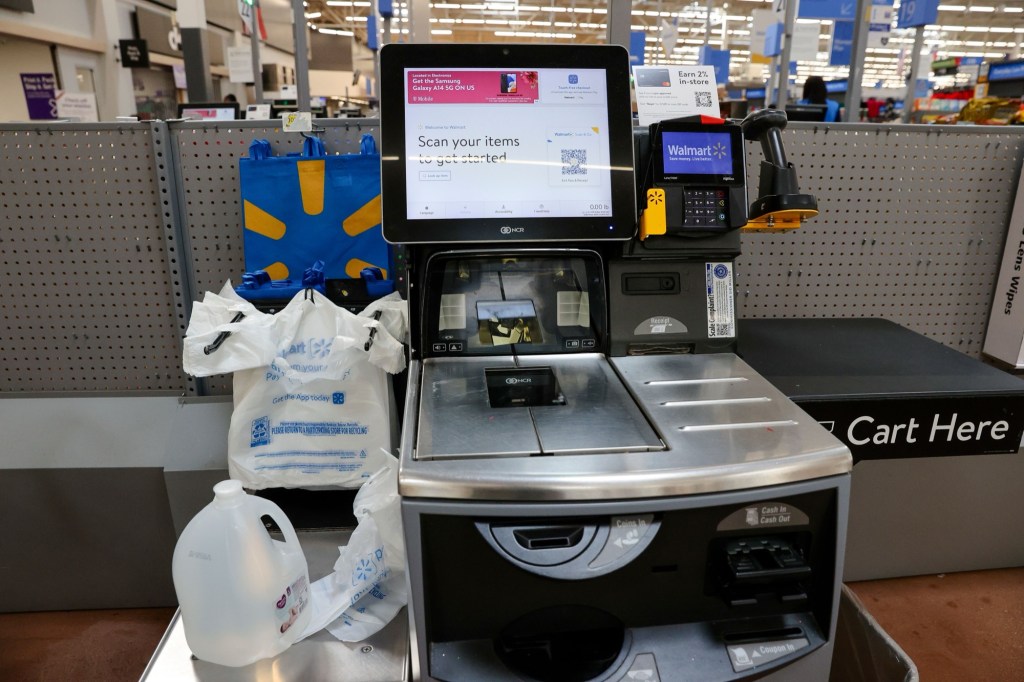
left=505, top=377, right=533, bottom=385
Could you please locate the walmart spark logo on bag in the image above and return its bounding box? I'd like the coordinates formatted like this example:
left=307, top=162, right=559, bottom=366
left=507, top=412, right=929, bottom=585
left=239, top=134, right=389, bottom=282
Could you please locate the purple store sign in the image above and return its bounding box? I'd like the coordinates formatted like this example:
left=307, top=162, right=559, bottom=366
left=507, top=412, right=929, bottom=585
left=20, top=73, right=58, bottom=120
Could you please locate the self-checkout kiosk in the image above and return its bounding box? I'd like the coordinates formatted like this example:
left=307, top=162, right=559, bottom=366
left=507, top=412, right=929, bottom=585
left=380, top=43, right=852, bottom=682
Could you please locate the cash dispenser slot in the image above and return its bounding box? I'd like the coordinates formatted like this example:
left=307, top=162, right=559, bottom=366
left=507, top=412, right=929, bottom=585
left=713, top=534, right=813, bottom=608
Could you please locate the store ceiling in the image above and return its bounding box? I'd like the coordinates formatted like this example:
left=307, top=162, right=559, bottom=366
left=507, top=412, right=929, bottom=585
left=302, top=0, right=1024, bottom=89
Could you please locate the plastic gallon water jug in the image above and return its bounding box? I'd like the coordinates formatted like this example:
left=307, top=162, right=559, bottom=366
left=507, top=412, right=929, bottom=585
left=172, top=480, right=312, bottom=667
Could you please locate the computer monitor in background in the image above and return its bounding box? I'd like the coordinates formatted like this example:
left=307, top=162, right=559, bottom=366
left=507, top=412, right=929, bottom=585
left=727, top=100, right=750, bottom=118
left=176, top=103, right=239, bottom=120
left=270, top=99, right=299, bottom=119
left=785, top=104, right=827, bottom=122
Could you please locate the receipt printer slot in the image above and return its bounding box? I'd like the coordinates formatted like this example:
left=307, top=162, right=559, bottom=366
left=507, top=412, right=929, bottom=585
left=623, top=273, right=679, bottom=295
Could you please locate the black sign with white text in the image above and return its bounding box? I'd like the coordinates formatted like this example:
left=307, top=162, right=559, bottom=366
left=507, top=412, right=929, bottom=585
left=796, top=396, right=1024, bottom=462
left=119, top=39, right=150, bottom=68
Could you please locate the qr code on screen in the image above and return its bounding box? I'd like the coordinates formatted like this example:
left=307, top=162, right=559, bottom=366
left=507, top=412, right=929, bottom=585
left=695, top=91, right=714, bottom=108
left=561, top=149, right=587, bottom=175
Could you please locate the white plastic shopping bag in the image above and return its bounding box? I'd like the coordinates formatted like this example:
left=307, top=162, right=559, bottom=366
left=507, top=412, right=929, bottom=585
left=299, top=454, right=408, bottom=642
left=183, top=283, right=407, bottom=489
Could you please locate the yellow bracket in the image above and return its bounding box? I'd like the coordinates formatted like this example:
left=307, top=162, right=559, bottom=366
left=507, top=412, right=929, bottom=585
left=742, top=208, right=818, bottom=233
left=639, top=188, right=667, bottom=241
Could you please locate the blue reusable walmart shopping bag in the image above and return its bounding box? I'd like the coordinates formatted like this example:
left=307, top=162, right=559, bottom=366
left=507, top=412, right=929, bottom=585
left=239, top=134, right=388, bottom=282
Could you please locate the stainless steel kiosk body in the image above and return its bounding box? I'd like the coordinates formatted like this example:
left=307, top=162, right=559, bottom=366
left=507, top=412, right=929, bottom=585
left=380, top=43, right=853, bottom=682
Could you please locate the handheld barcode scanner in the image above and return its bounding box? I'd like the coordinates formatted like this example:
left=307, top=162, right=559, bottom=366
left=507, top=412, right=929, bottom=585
left=741, top=109, right=819, bottom=232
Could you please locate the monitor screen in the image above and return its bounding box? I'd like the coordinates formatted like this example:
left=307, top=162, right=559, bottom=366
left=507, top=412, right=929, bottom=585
left=661, top=131, right=734, bottom=176
left=177, top=103, right=238, bottom=120
left=785, top=104, right=827, bottom=122
left=380, top=44, right=636, bottom=244
left=652, top=121, right=744, bottom=185
left=825, top=79, right=847, bottom=94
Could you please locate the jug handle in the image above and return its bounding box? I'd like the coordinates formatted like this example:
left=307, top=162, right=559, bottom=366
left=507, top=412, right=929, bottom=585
left=251, top=496, right=303, bottom=553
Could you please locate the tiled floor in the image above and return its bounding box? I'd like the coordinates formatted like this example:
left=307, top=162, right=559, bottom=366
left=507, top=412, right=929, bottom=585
left=1, top=568, right=1022, bottom=681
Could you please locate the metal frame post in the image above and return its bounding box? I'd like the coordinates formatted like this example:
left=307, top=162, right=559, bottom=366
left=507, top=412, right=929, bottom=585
left=902, top=25, right=925, bottom=123
left=845, top=0, right=871, bottom=121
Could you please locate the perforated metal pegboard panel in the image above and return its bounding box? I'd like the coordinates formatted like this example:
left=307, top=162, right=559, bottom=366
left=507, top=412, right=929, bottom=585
left=169, top=119, right=380, bottom=394
left=0, top=123, right=192, bottom=394
left=737, top=122, right=1024, bottom=358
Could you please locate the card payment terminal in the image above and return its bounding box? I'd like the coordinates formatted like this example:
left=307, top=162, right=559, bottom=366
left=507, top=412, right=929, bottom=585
left=640, top=118, right=747, bottom=239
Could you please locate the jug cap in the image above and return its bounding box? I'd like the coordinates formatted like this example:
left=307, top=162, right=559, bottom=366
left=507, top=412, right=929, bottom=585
left=213, top=480, right=245, bottom=506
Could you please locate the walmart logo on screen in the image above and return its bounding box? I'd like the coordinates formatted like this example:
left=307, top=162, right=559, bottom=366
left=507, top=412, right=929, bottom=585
left=666, top=142, right=728, bottom=159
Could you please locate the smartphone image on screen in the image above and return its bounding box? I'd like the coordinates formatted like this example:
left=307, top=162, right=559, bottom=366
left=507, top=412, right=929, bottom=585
left=500, top=73, right=518, bottom=94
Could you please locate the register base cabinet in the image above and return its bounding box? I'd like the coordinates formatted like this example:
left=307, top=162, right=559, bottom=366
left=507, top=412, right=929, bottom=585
left=400, top=351, right=851, bottom=682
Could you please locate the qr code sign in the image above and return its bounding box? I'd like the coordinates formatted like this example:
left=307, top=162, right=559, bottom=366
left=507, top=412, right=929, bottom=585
left=695, top=91, right=714, bottom=108
left=561, top=149, right=587, bottom=175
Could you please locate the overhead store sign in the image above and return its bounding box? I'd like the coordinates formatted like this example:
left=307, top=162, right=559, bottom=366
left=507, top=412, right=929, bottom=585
left=629, top=31, right=646, bottom=66
left=136, top=7, right=182, bottom=57
left=367, top=13, right=378, bottom=50
left=698, top=46, right=731, bottom=86
left=931, top=57, right=958, bottom=76
left=988, top=60, right=1024, bottom=83
left=790, top=22, right=821, bottom=62
left=896, top=0, right=939, bottom=29
left=660, top=19, right=679, bottom=57
left=798, top=0, right=855, bottom=20
left=228, top=45, right=254, bottom=83
left=750, top=10, right=775, bottom=64
left=829, top=21, right=853, bottom=66
left=867, top=0, right=894, bottom=49
left=764, top=22, right=783, bottom=57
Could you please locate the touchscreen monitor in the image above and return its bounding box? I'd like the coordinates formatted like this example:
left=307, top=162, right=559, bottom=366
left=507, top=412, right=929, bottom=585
left=380, top=44, right=636, bottom=244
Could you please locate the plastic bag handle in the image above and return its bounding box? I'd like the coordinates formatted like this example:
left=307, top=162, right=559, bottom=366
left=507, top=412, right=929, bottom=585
left=250, top=495, right=303, bottom=554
